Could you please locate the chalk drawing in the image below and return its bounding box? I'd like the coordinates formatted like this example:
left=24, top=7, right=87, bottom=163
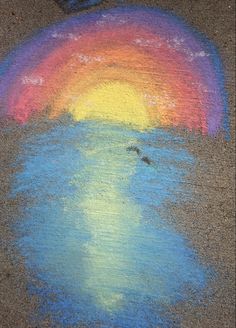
left=0, top=6, right=228, bottom=328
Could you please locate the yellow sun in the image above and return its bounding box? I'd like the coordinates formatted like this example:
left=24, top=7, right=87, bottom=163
left=70, top=81, right=152, bottom=130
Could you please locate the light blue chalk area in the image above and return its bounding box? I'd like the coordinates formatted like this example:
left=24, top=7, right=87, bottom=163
left=11, top=121, right=210, bottom=328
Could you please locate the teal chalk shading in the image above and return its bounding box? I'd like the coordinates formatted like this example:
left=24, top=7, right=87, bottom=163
left=11, top=121, right=210, bottom=327
left=55, top=0, right=103, bottom=13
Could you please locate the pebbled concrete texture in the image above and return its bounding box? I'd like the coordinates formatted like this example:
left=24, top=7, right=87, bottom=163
left=0, top=0, right=235, bottom=327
